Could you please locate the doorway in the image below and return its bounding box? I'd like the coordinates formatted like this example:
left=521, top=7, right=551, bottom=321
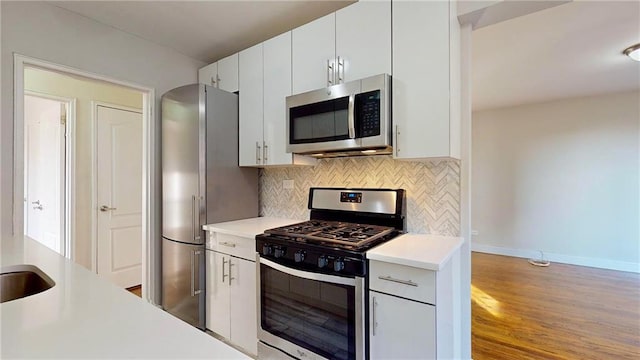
left=15, top=55, right=155, bottom=301
left=23, top=93, right=73, bottom=256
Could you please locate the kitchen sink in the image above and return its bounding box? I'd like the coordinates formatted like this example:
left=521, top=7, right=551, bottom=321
left=1, top=265, right=55, bottom=303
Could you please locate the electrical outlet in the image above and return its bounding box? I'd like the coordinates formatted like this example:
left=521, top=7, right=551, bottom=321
left=283, top=179, right=294, bottom=190
left=471, top=230, right=479, bottom=236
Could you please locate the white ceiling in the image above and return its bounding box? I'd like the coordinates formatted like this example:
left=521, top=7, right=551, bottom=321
left=50, top=0, right=639, bottom=111
left=472, top=0, right=640, bottom=111
left=51, top=0, right=354, bottom=64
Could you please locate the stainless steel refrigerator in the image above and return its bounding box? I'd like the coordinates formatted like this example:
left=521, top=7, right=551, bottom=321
left=161, top=84, right=258, bottom=329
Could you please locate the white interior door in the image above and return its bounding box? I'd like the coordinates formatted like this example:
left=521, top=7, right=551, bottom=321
left=24, top=95, right=65, bottom=254
left=96, top=104, right=143, bottom=288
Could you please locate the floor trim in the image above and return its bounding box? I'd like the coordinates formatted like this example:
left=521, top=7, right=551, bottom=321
left=471, top=243, right=640, bottom=273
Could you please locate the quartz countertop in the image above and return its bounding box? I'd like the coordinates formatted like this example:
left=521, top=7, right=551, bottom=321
left=202, top=217, right=302, bottom=238
left=0, top=236, right=249, bottom=359
left=367, top=233, right=464, bottom=271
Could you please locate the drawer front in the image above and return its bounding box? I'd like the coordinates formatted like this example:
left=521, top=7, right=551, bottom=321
left=369, top=260, right=435, bottom=304
left=206, top=232, right=256, bottom=261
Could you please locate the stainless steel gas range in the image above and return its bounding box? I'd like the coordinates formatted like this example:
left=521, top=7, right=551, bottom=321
left=256, top=188, right=406, bottom=360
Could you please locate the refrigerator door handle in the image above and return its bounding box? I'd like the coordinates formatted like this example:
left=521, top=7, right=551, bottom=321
left=190, top=250, right=202, bottom=296
left=192, top=195, right=201, bottom=242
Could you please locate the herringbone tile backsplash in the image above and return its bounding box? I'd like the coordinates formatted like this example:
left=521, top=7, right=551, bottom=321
left=259, top=156, right=461, bottom=236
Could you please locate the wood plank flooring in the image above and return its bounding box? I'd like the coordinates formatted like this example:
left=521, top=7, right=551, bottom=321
left=472, top=252, right=640, bottom=359
left=127, top=285, right=142, bottom=298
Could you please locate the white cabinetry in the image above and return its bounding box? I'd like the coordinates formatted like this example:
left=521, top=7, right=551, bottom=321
left=292, top=13, right=335, bottom=94
left=292, top=0, right=391, bottom=94
left=238, top=43, right=263, bottom=167
left=198, top=53, right=239, bottom=93
left=369, top=291, right=436, bottom=359
left=335, top=0, right=391, bottom=83
left=392, top=0, right=460, bottom=160
left=369, top=258, right=456, bottom=359
left=239, top=33, right=316, bottom=167
left=205, top=232, right=258, bottom=356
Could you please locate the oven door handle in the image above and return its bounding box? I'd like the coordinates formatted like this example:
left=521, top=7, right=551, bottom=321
left=259, top=257, right=357, bottom=286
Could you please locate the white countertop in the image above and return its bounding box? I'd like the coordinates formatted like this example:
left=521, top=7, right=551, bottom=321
left=0, top=236, right=249, bottom=359
left=367, top=233, right=464, bottom=271
left=203, top=217, right=302, bottom=238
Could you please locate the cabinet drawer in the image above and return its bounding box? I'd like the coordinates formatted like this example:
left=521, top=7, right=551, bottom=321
left=369, top=260, right=435, bottom=304
left=206, top=232, right=256, bottom=261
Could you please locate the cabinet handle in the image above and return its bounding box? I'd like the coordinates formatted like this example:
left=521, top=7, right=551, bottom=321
left=337, top=56, right=344, bottom=84
left=395, top=125, right=400, bottom=156
left=219, top=241, right=236, bottom=248
left=210, top=76, right=216, bottom=86
left=263, top=141, right=268, bottom=163
left=372, top=296, right=378, bottom=336
left=347, top=94, right=355, bottom=139
left=222, top=257, right=228, bottom=283
left=327, top=59, right=334, bottom=87
left=256, top=141, right=262, bottom=164
left=378, top=275, right=418, bottom=287
left=215, top=74, right=221, bottom=88
left=228, top=259, right=235, bottom=286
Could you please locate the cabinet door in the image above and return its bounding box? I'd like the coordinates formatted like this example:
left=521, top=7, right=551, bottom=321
left=218, top=53, right=239, bottom=93
left=198, top=62, right=218, bottom=86
left=392, top=0, right=452, bottom=159
left=229, top=257, right=258, bottom=356
left=263, top=32, right=294, bottom=166
left=238, top=43, right=264, bottom=167
left=292, top=13, right=336, bottom=94
left=369, top=291, right=436, bottom=359
left=336, top=0, right=391, bottom=83
left=205, top=250, right=231, bottom=338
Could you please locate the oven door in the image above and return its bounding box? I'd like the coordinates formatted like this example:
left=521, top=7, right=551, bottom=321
left=257, top=257, right=364, bottom=360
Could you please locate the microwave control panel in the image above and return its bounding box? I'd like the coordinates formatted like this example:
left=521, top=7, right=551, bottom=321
left=355, top=90, right=381, bottom=138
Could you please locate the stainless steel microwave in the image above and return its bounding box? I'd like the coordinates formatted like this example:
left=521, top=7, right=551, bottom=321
left=286, top=74, right=391, bottom=157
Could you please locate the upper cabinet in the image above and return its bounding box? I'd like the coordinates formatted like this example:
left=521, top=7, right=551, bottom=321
left=239, top=33, right=317, bottom=168
left=198, top=53, right=239, bottom=93
left=292, top=13, right=336, bottom=94
left=335, top=0, right=391, bottom=83
left=392, top=0, right=460, bottom=160
left=238, top=43, right=264, bottom=167
left=292, top=0, right=391, bottom=94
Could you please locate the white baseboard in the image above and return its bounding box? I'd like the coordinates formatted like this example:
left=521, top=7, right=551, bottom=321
left=471, top=243, right=640, bottom=273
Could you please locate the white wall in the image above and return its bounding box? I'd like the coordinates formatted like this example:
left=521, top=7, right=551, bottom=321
left=472, top=91, right=640, bottom=272
left=1, top=1, right=205, bottom=301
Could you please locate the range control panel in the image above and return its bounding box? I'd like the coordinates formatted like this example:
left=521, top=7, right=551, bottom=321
left=340, top=192, right=362, bottom=203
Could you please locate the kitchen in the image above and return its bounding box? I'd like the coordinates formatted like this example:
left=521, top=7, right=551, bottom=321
left=2, top=1, right=638, bottom=359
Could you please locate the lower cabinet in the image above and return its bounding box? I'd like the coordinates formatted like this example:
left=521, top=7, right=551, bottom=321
left=368, top=258, right=457, bottom=359
left=205, top=249, right=257, bottom=356
left=369, top=291, right=436, bottom=359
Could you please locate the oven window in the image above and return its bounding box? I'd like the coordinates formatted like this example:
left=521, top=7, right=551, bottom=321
left=260, top=264, right=355, bottom=360
left=290, top=97, right=350, bottom=144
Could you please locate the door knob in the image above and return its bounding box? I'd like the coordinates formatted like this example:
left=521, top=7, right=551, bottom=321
left=100, top=205, right=117, bottom=212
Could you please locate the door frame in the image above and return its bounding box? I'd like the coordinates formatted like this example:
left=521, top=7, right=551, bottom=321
left=23, top=90, right=76, bottom=259
left=91, top=101, right=143, bottom=276
left=13, top=54, right=156, bottom=302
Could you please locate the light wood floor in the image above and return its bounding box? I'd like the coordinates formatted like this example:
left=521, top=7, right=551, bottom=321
left=127, top=285, right=142, bottom=298
left=472, top=252, right=640, bottom=359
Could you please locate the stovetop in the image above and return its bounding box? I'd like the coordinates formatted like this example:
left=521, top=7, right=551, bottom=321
left=265, top=220, right=395, bottom=250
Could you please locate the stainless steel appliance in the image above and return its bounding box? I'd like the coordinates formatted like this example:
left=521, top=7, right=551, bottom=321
left=161, top=84, right=259, bottom=329
left=286, top=74, right=391, bottom=158
left=256, top=188, right=406, bottom=359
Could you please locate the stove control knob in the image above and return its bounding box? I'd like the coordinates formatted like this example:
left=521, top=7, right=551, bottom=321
left=294, top=251, right=306, bottom=263
left=333, top=258, right=345, bottom=272
left=318, top=255, right=328, bottom=268
left=274, top=247, right=286, bottom=258
left=262, top=244, right=272, bottom=256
